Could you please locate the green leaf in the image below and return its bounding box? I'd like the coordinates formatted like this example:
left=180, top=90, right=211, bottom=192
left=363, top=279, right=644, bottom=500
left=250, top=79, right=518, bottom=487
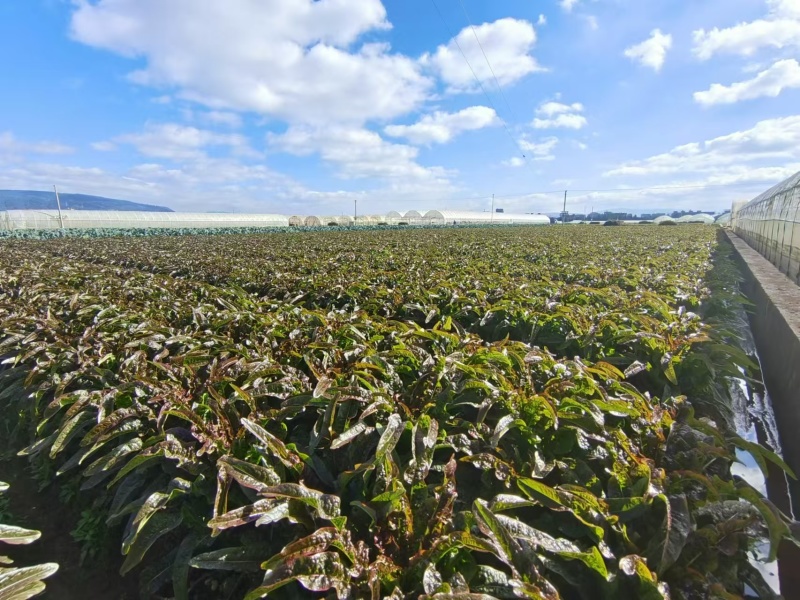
left=0, top=563, right=59, bottom=600
left=618, top=555, right=667, bottom=600
left=330, top=420, right=373, bottom=450
left=218, top=455, right=282, bottom=492
left=0, top=525, right=41, bottom=546
left=244, top=552, right=350, bottom=599
left=737, top=484, right=790, bottom=562
left=241, top=418, right=303, bottom=472
left=259, top=483, right=341, bottom=520
left=120, top=510, right=183, bottom=576
left=644, top=494, right=692, bottom=576
left=557, top=546, right=609, bottom=580
left=375, top=414, right=404, bottom=463
left=189, top=546, right=271, bottom=572
left=208, top=499, right=287, bottom=534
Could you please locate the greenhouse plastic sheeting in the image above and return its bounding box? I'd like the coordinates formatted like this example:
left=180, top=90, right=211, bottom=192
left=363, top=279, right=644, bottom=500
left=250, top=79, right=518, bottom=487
left=733, top=171, right=800, bottom=284
left=423, top=210, right=550, bottom=225
left=0, top=210, right=290, bottom=231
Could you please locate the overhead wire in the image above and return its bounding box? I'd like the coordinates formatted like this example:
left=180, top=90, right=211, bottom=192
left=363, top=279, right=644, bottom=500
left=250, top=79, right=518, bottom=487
left=428, top=0, right=528, bottom=160
left=454, top=0, right=521, bottom=127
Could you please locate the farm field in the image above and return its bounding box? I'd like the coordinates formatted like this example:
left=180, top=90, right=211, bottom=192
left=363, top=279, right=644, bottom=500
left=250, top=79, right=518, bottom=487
left=0, top=225, right=795, bottom=600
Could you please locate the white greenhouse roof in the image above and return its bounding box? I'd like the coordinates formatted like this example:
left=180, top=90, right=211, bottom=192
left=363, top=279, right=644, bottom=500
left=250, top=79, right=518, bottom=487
left=0, top=210, right=290, bottom=231
left=676, top=214, right=715, bottom=224
left=743, top=170, right=800, bottom=209
left=423, top=210, right=550, bottom=225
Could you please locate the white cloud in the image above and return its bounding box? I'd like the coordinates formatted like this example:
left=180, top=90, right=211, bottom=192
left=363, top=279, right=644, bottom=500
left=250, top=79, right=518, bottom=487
left=111, top=123, right=257, bottom=160
left=70, top=0, right=431, bottom=125
left=537, top=14, right=547, bottom=26
left=269, top=126, right=453, bottom=185
left=532, top=101, right=587, bottom=129
left=201, top=111, right=244, bottom=128
left=520, top=137, right=559, bottom=161
left=384, top=106, right=499, bottom=145
left=583, top=16, right=599, bottom=31
left=694, top=59, right=800, bottom=105
left=421, top=18, right=543, bottom=92
left=91, top=141, right=117, bottom=152
left=693, top=0, right=800, bottom=59
left=560, top=0, right=580, bottom=13
left=624, top=29, right=673, bottom=72
left=503, top=156, right=526, bottom=168
left=605, top=115, right=800, bottom=178
left=0, top=132, right=73, bottom=156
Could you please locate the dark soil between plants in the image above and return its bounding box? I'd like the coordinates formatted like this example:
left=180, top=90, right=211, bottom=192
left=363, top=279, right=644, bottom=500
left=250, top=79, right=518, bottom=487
left=0, top=455, right=133, bottom=600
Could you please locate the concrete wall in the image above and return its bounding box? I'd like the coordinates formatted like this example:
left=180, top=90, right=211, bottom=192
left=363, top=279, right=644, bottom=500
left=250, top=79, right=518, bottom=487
left=726, top=231, right=800, bottom=513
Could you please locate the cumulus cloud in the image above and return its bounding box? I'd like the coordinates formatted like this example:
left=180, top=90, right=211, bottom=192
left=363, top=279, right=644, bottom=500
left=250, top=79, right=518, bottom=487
left=0, top=132, right=73, bottom=156
left=604, top=115, right=800, bottom=178
left=109, top=123, right=258, bottom=160
left=693, top=0, right=800, bottom=59
left=624, top=29, right=673, bottom=71
left=560, top=0, right=580, bottom=13
left=521, top=137, right=559, bottom=160
left=70, top=0, right=431, bottom=125
left=532, top=101, right=587, bottom=129
left=503, top=156, right=526, bottom=168
left=269, top=126, right=453, bottom=184
left=694, top=59, right=800, bottom=105
left=201, top=111, right=244, bottom=128
left=384, top=106, right=499, bottom=145
left=421, top=18, right=543, bottom=92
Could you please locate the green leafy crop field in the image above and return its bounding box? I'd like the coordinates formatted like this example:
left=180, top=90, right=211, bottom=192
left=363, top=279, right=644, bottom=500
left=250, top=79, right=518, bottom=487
left=0, top=225, right=795, bottom=599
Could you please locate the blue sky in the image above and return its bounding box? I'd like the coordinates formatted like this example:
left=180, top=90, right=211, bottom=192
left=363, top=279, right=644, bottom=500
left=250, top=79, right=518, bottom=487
left=1, top=0, right=799, bottom=215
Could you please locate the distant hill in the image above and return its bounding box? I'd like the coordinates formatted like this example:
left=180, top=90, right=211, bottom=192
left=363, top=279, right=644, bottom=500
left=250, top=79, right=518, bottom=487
left=0, top=190, right=173, bottom=212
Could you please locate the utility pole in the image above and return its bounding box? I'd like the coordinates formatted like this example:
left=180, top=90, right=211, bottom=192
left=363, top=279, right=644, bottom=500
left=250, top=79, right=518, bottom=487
left=53, top=185, right=64, bottom=230
left=562, top=190, right=568, bottom=224
left=354, top=198, right=357, bottom=221
left=491, top=194, right=495, bottom=223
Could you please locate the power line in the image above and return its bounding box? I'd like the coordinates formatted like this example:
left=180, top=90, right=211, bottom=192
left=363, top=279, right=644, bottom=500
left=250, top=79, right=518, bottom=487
left=454, top=0, right=520, bottom=126
left=428, top=0, right=527, bottom=160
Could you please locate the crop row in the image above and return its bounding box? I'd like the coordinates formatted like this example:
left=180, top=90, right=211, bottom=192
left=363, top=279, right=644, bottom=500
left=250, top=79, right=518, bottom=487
left=0, top=226, right=795, bottom=599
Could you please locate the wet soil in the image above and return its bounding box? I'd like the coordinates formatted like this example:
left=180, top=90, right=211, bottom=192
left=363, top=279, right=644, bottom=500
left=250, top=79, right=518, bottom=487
left=0, top=455, right=133, bottom=600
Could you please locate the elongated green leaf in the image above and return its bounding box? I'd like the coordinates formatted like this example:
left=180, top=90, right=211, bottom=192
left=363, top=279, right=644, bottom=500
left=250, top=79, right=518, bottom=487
left=189, top=546, right=272, bottom=572
left=120, top=510, right=183, bottom=576
left=259, top=483, right=340, bottom=520
left=0, top=563, right=58, bottom=600
left=645, top=494, right=692, bottom=576
left=0, top=526, right=41, bottom=546
left=241, top=418, right=303, bottom=471
left=208, top=499, right=283, bottom=533
left=330, top=420, right=373, bottom=450
left=218, top=455, right=282, bottom=491
left=244, top=552, right=349, bottom=599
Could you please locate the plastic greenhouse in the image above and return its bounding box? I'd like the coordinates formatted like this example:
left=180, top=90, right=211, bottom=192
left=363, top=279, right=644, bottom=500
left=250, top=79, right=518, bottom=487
left=423, top=211, right=550, bottom=225
left=355, top=215, right=387, bottom=225
left=676, top=214, right=715, bottom=224
left=386, top=211, right=404, bottom=224
left=733, top=170, right=800, bottom=283
left=403, top=211, right=423, bottom=222
left=288, top=216, right=305, bottom=226
left=0, top=210, right=290, bottom=231
left=715, top=213, right=732, bottom=226
left=653, top=216, right=676, bottom=225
